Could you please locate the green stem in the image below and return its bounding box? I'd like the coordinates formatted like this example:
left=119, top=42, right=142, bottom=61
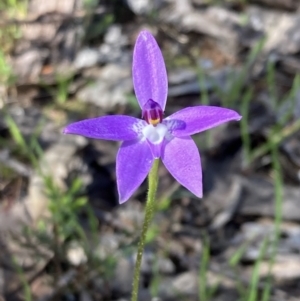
left=131, top=159, right=160, bottom=301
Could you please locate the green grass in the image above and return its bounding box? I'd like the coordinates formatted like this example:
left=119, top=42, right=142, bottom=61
left=55, top=73, right=75, bottom=105
left=191, top=26, right=288, bottom=301
left=12, top=256, right=33, bottom=301
left=0, top=0, right=27, bottom=53
left=240, top=87, right=253, bottom=166
left=3, top=109, right=116, bottom=297
left=246, top=236, right=270, bottom=301
left=221, top=36, right=265, bottom=107
left=0, top=0, right=28, bottom=16
left=0, top=3, right=117, bottom=296
left=199, top=236, right=219, bottom=301
left=260, top=139, right=283, bottom=301
left=0, top=49, right=13, bottom=84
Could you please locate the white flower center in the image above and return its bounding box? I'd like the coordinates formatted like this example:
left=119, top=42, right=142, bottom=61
left=142, top=123, right=168, bottom=144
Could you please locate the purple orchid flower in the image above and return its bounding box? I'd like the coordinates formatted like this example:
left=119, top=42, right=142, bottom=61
left=64, top=30, right=241, bottom=204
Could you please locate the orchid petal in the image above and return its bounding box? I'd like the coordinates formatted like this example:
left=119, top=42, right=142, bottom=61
left=133, top=30, right=168, bottom=110
left=117, top=140, right=154, bottom=203
left=161, top=136, right=202, bottom=197
left=167, top=106, right=241, bottom=137
left=63, top=116, right=146, bottom=141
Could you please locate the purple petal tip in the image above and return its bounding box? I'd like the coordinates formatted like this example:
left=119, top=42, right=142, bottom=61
left=133, top=29, right=168, bottom=110
left=138, top=30, right=153, bottom=40
left=192, top=188, right=203, bottom=199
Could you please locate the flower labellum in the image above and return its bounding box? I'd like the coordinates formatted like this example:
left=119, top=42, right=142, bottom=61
left=142, top=99, right=163, bottom=126
left=63, top=30, right=242, bottom=203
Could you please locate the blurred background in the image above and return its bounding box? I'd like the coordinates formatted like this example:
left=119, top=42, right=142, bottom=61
left=0, top=0, right=300, bottom=300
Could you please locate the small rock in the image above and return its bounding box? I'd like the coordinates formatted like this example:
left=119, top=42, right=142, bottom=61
left=247, top=6, right=300, bottom=55
left=112, top=257, right=134, bottom=295
left=256, top=255, right=300, bottom=282
left=67, top=242, right=87, bottom=266
left=97, top=233, right=121, bottom=258
left=239, top=175, right=300, bottom=221
left=98, top=45, right=130, bottom=64
left=78, top=64, right=132, bottom=108
left=98, top=25, right=130, bottom=64
left=249, top=0, right=299, bottom=11
left=115, top=201, right=144, bottom=233
left=74, top=48, right=100, bottom=69
left=168, top=67, right=239, bottom=97
left=80, top=290, right=93, bottom=301
left=104, top=25, right=128, bottom=46
left=126, top=0, right=162, bottom=14
left=30, top=274, right=53, bottom=300
left=168, top=68, right=197, bottom=85
left=140, top=251, right=175, bottom=274
left=211, top=289, right=239, bottom=301
left=12, top=48, right=45, bottom=84
left=160, top=271, right=198, bottom=298
left=160, top=3, right=241, bottom=56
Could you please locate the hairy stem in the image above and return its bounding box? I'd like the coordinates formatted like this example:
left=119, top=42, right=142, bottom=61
left=131, top=159, right=160, bottom=301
